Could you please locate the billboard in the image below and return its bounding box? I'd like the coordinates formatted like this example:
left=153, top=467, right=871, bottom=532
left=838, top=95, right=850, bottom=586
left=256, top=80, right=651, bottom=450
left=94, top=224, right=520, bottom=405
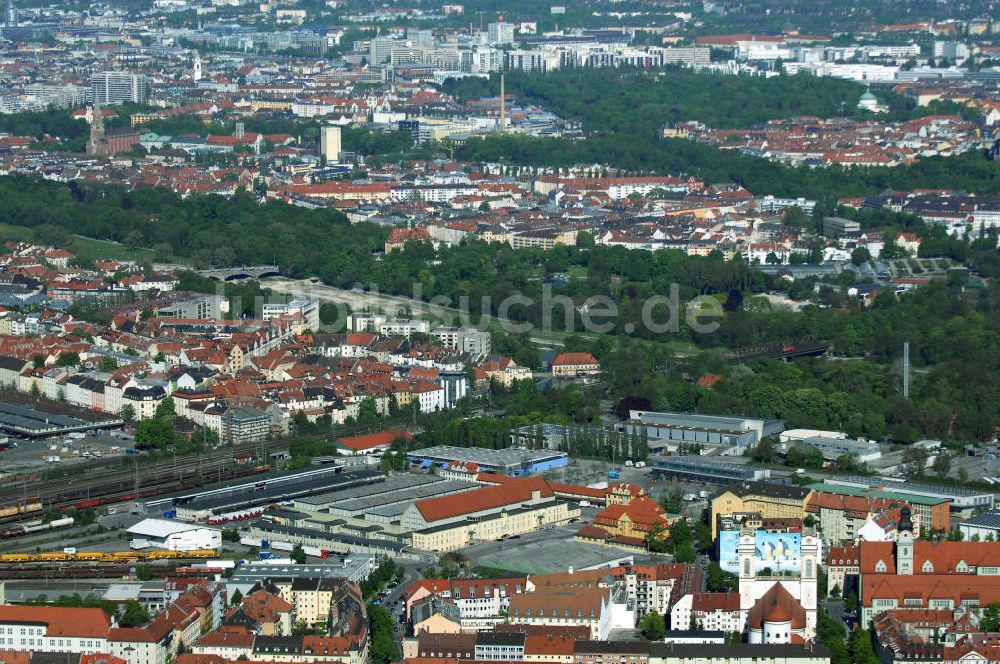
left=718, top=530, right=802, bottom=574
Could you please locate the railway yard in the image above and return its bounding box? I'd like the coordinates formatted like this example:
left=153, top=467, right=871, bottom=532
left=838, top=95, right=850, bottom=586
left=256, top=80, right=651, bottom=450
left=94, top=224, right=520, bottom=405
left=0, top=393, right=717, bottom=596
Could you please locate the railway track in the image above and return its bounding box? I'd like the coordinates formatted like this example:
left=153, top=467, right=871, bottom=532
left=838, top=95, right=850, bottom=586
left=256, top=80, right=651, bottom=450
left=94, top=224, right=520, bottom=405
left=0, top=417, right=424, bottom=523
left=0, top=462, right=270, bottom=526
left=0, top=561, right=186, bottom=579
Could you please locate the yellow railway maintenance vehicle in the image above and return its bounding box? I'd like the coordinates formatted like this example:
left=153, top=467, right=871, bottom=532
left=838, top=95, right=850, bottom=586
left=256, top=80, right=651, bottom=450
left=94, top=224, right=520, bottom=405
left=0, top=549, right=218, bottom=564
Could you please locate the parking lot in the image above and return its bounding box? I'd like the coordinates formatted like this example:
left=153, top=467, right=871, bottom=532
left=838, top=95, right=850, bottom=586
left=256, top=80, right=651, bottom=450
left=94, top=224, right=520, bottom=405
left=0, top=431, right=134, bottom=474
left=2, top=509, right=259, bottom=560
left=473, top=532, right=635, bottom=574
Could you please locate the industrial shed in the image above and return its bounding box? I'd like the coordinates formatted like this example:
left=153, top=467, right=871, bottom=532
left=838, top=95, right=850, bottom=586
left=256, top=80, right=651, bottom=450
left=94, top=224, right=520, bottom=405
left=127, top=518, right=222, bottom=551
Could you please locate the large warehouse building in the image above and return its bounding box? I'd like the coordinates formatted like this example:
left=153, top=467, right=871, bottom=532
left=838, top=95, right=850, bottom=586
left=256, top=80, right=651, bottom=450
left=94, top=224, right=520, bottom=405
left=651, top=456, right=770, bottom=484
left=622, top=410, right=784, bottom=453
left=295, top=473, right=480, bottom=525
left=402, top=476, right=580, bottom=552
left=406, top=445, right=568, bottom=476
left=127, top=518, right=222, bottom=551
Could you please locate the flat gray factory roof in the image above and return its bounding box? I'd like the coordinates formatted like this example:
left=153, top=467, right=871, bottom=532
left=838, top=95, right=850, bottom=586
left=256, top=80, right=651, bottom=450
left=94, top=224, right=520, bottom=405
left=329, top=479, right=478, bottom=514
left=297, top=473, right=437, bottom=507
left=253, top=521, right=408, bottom=552
left=827, top=475, right=992, bottom=499
left=366, top=502, right=413, bottom=519
left=961, top=510, right=1000, bottom=530
left=229, top=559, right=373, bottom=584
left=407, top=445, right=566, bottom=468
left=146, top=465, right=353, bottom=509
left=178, top=470, right=382, bottom=512
left=0, top=401, right=119, bottom=435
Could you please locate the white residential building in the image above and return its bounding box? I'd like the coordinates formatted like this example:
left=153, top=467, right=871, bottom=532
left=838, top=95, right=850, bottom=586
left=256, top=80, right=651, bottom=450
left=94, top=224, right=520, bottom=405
left=0, top=606, right=110, bottom=654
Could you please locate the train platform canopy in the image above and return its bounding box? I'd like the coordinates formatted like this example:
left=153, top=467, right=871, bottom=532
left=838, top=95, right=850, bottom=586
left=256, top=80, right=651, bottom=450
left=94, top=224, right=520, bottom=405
left=0, top=401, right=121, bottom=438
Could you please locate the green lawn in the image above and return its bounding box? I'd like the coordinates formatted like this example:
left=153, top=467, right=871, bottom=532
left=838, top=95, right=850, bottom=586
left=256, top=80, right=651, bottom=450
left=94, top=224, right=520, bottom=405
left=1, top=227, right=177, bottom=265
left=70, top=235, right=159, bottom=263
left=0, top=222, right=36, bottom=243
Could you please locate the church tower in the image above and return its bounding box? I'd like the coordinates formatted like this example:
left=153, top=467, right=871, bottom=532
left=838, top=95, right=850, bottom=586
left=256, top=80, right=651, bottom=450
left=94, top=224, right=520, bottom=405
left=896, top=506, right=914, bottom=576
left=799, top=534, right=818, bottom=636
left=738, top=533, right=757, bottom=623
left=86, top=103, right=105, bottom=156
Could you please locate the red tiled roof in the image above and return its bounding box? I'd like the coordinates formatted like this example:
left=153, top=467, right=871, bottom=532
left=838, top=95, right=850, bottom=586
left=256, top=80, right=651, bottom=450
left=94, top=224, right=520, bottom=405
left=508, top=585, right=607, bottom=618
left=827, top=545, right=860, bottom=567
left=0, top=606, right=111, bottom=638
left=336, top=429, right=412, bottom=451
left=415, top=476, right=553, bottom=523
left=0, top=653, right=30, bottom=664
left=593, top=496, right=667, bottom=532
left=195, top=630, right=255, bottom=649
left=860, top=541, right=1000, bottom=575
left=691, top=592, right=740, bottom=612
left=747, top=584, right=806, bottom=630
left=551, top=352, right=598, bottom=367
left=863, top=574, right=1000, bottom=609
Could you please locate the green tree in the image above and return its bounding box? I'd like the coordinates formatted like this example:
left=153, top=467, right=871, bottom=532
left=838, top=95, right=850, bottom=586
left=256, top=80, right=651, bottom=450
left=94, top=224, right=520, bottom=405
left=787, top=444, right=824, bottom=469
left=135, top=418, right=177, bottom=450
left=850, top=628, right=879, bottom=664
left=135, top=564, right=154, bottom=582
left=291, top=620, right=314, bottom=635
left=674, top=541, right=697, bottom=564
left=980, top=603, right=1000, bottom=632
left=902, top=445, right=929, bottom=477
left=55, top=352, right=80, bottom=367
left=815, top=613, right=850, bottom=664
left=124, top=229, right=145, bottom=249
left=291, top=544, right=306, bottom=564
left=120, top=404, right=135, bottom=425
left=659, top=488, right=683, bottom=514
left=706, top=563, right=738, bottom=592
left=932, top=450, right=952, bottom=478
left=319, top=302, right=342, bottom=326
left=154, top=397, right=176, bottom=420
left=750, top=437, right=777, bottom=463
left=119, top=600, right=150, bottom=628
left=639, top=610, right=666, bottom=640
left=646, top=524, right=670, bottom=553
left=368, top=604, right=398, bottom=664
left=230, top=589, right=243, bottom=606
left=356, top=397, right=380, bottom=426
left=694, top=521, right=713, bottom=553
left=881, top=236, right=907, bottom=259
left=97, top=356, right=118, bottom=372
left=782, top=206, right=811, bottom=229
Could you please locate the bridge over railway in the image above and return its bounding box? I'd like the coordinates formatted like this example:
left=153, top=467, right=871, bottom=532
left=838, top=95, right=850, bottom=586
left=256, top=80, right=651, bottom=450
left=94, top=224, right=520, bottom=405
left=727, top=336, right=832, bottom=364
left=196, top=265, right=281, bottom=281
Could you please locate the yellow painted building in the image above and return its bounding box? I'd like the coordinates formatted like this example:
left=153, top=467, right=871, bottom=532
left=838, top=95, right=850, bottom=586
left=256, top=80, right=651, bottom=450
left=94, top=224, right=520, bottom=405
left=710, top=481, right=813, bottom=538
left=411, top=501, right=579, bottom=553
left=605, top=483, right=647, bottom=506
left=413, top=613, right=461, bottom=636
left=510, top=228, right=577, bottom=250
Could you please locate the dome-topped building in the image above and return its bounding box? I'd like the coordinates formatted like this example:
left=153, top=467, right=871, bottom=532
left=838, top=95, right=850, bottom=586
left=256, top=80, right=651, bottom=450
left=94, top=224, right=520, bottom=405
left=747, top=583, right=808, bottom=644
left=858, top=88, right=880, bottom=112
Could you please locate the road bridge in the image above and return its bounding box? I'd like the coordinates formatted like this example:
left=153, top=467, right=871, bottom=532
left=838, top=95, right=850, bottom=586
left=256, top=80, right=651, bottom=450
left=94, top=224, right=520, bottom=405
left=197, top=265, right=281, bottom=281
